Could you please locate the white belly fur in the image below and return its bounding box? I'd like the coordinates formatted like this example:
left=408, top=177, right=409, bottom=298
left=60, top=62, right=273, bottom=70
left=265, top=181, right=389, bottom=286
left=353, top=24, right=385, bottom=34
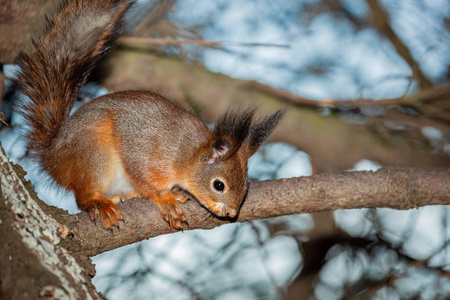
left=105, top=158, right=136, bottom=198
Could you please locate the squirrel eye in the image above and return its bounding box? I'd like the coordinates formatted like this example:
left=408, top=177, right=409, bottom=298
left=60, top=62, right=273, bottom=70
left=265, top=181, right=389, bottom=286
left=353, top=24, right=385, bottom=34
left=213, top=179, right=225, bottom=192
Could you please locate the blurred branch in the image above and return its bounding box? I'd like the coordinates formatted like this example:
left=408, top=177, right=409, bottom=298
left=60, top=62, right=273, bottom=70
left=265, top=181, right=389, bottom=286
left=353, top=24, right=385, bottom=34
left=58, top=166, right=450, bottom=257
left=119, top=36, right=290, bottom=49
left=249, top=79, right=450, bottom=136
left=134, top=0, right=177, bottom=35
left=247, top=81, right=450, bottom=109
left=366, top=0, right=433, bottom=89
left=0, top=0, right=55, bottom=64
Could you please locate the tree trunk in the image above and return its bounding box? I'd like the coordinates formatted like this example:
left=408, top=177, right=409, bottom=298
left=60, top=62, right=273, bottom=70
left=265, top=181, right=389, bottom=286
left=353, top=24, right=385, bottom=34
left=0, top=145, right=101, bottom=299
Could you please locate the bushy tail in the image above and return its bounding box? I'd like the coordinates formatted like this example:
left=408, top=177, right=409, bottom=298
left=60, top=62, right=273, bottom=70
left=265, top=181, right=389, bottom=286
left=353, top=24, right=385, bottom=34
left=16, top=0, right=131, bottom=157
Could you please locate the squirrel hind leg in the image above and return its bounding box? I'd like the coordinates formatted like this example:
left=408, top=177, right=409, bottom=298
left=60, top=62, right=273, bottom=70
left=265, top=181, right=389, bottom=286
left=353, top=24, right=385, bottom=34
left=75, top=190, right=124, bottom=229
left=67, top=114, right=129, bottom=229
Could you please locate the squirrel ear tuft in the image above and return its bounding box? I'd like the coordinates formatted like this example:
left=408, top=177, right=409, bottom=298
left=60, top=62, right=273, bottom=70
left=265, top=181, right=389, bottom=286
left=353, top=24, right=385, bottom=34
left=210, top=108, right=255, bottom=161
left=207, top=138, right=231, bottom=164
left=244, top=108, right=287, bottom=157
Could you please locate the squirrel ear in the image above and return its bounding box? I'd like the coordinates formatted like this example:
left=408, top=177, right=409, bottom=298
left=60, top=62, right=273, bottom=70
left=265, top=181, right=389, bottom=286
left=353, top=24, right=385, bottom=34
left=209, top=108, right=255, bottom=162
left=243, top=108, right=287, bottom=157
left=207, top=138, right=231, bottom=164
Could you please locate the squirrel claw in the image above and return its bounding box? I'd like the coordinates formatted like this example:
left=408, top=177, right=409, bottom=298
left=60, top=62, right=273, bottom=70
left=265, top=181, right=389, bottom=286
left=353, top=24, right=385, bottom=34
left=88, top=201, right=124, bottom=230
left=157, top=200, right=187, bottom=231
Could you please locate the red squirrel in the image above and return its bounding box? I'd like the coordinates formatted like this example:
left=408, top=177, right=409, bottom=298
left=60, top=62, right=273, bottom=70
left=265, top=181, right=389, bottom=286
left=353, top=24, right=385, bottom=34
left=15, top=0, right=285, bottom=230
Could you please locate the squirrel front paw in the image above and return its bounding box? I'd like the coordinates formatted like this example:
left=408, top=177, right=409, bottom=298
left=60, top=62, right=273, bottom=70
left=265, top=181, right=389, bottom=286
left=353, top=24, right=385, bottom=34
left=155, top=196, right=188, bottom=230
left=170, top=184, right=191, bottom=204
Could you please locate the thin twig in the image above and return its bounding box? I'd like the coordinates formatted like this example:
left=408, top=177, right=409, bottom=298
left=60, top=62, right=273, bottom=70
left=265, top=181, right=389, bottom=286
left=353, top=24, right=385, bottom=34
left=134, top=0, right=177, bottom=35
left=119, top=36, right=290, bottom=49
left=366, top=0, right=433, bottom=89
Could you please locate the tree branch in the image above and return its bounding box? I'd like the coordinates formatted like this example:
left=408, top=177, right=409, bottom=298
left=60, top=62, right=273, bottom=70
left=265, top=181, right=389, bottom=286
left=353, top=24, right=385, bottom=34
left=62, top=167, right=450, bottom=257
left=247, top=81, right=450, bottom=109
left=366, top=0, right=433, bottom=89
left=119, top=36, right=290, bottom=49
left=134, top=0, right=177, bottom=35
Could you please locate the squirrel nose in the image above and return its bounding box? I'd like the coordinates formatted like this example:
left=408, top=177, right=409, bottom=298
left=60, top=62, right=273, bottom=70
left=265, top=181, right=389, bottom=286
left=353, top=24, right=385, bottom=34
left=226, top=207, right=238, bottom=218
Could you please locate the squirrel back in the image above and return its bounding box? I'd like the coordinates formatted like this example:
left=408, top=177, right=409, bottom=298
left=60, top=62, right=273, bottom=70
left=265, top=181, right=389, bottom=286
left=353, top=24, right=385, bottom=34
left=16, top=0, right=286, bottom=230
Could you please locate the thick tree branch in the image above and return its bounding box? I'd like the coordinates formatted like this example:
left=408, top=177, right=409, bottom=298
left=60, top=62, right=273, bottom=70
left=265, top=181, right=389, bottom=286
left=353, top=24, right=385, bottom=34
left=61, top=167, right=450, bottom=257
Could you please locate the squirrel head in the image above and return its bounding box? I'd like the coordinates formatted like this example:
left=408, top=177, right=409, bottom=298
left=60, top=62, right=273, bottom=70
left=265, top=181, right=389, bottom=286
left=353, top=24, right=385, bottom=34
left=178, top=108, right=286, bottom=219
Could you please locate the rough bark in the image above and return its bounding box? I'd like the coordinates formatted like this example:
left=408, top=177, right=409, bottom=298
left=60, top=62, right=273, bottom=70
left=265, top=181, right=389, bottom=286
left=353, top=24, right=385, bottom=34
left=0, top=144, right=102, bottom=299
